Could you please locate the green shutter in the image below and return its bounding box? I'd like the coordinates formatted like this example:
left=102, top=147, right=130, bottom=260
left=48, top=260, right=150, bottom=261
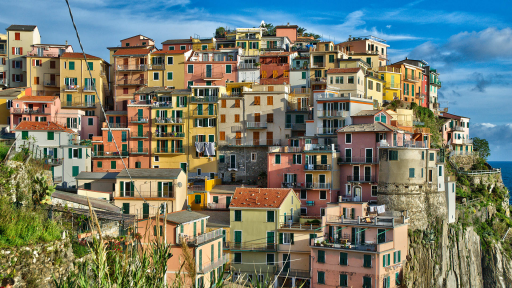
left=78, top=148, right=82, bottom=159
left=69, top=61, right=75, bottom=70
left=122, top=203, right=129, bottom=214
left=398, top=250, right=401, bottom=262
left=226, top=65, right=231, bottom=73
left=72, top=166, right=79, bottom=177
left=290, top=233, right=294, bottom=244
left=158, top=182, right=162, bottom=197
left=340, top=252, right=347, bottom=265
left=351, top=208, right=355, bottom=219
left=409, top=168, right=415, bottom=178
left=111, top=161, right=116, bottom=169
left=279, top=233, right=283, bottom=244
left=68, top=148, right=72, bottom=159
left=47, top=132, right=54, bottom=140
left=383, top=254, right=386, bottom=267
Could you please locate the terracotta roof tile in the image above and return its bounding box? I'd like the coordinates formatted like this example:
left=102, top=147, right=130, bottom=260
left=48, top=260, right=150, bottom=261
left=352, top=110, right=381, bottom=117
left=260, top=52, right=293, bottom=57
left=152, top=50, right=190, bottom=55
left=229, top=188, right=294, bottom=208
left=113, top=48, right=152, bottom=56
left=14, top=121, right=76, bottom=134
left=61, top=52, right=100, bottom=60
left=327, top=68, right=361, bottom=74
left=18, top=96, right=58, bottom=102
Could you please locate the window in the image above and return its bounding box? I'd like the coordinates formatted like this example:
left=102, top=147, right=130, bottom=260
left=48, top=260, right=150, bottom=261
left=439, top=166, right=443, bottom=176
left=202, top=44, right=208, bottom=50
left=88, top=118, right=94, bottom=126
left=220, top=114, right=226, bottom=123
left=345, top=134, right=352, bottom=144
left=121, top=131, right=127, bottom=142
left=69, top=61, right=75, bottom=70
left=254, top=96, right=260, bottom=105
left=123, top=88, right=128, bottom=94
left=234, top=210, right=242, bottom=221
left=266, top=254, right=275, bottom=265
left=363, top=276, right=372, bottom=288
left=14, top=32, right=20, bottom=40
left=267, top=113, right=274, bottom=123
left=293, top=154, right=302, bottom=165
left=371, top=186, right=378, bottom=197
left=340, top=252, right=348, bottom=265
left=348, top=76, right=354, bottom=84
left=368, top=80, right=373, bottom=90
left=363, top=254, right=372, bottom=268
left=87, top=62, right=93, bottom=70
left=281, top=232, right=294, bottom=244
left=187, top=64, right=193, bottom=73
left=383, top=253, right=391, bottom=267
left=302, top=71, right=306, bottom=79
left=409, top=168, right=415, bottom=178
left=187, top=81, right=193, bottom=88
left=167, top=72, right=173, bottom=80
left=47, top=132, right=54, bottom=140
left=251, top=153, right=257, bottom=161
left=219, top=131, right=225, bottom=141
left=267, top=211, right=275, bottom=222
left=135, top=162, right=141, bottom=168
left=212, top=196, right=218, bottom=203
left=266, top=96, right=273, bottom=105
left=234, top=114, right=240, bottom=123
left=376, top=83, right=382, bottom=92
left=168, top=46, right=175, bottom=51
left=111, top=161, right=116, bottom=169
left=393, top=250, right=401, bottom=263
left=180, top=45, right=186, bottom=50
left=234, top=99, right=240, bottom=107
left=318, top=250, right=325, bottom=263
left=97, top=161, right=102, bottom=168
left=320, top=190, right=327, bottom=200
left=233, top=253, right=242, bottom=264
left=14, top=48, right=21, bottom=55
left=153, top=72, right=159, bottom=80
left=389, top=150, right=398, bottom=161
left=219, top=155, right=225, bottom=163
left=429, top=152, right=435, bottom=161
left=422, top=151, right=425, bottom=160
left=154, top=156, right=160, bottom=162
left=225, top=64, right=232, bottom=73
left=317, top=271, right=325, bottom=284
left=274, top=154, right=281, bottom=164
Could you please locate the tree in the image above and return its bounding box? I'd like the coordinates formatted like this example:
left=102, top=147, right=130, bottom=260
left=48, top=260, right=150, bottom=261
left=215, top=27, right=226, bottom=38
left=297, top=27, right=306, bottom=36
left=261, top=23, right=275, bottom=35
left=473, top=137, right=490, bottom=159
left=303, top=32, right=321, bottom=39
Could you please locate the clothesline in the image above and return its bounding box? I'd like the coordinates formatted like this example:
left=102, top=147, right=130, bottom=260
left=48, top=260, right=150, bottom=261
left=195, top=142, right=216, bottom=156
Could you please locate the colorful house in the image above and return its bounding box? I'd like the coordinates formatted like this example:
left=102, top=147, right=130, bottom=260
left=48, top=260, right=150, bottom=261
left=235, top=27, right=265, bottom=56
left=0, top=87, right=27, bottom=129
left=148, top=50, right=193, bottom=90
left=259, top=52, right=295, bottom=85
left=337, top=35, right=389, bottom=68
left=0, top=33, right=7, bottom=88
left=309, top=42, right=346, bottom=90
left=6, top=25, right=41, bottom=88
left=387, top=62, right=422, bottom=105
left=439, top=113, right=473, bottom=155
left=184, top=49, right=240, bottom=87
left=377, top=68, right=401, bottom=103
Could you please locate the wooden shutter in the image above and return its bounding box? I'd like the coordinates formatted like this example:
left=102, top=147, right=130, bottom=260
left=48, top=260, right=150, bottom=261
left=221, top=99, right=226, bottom=108
left=267, top=96, right=273, bottom=105
left=254, top=96, right=260, bottom=105
left=221, top=114, right=226, bottom=123
left=267, top=113, right=273, bottom=123
left=220, top=132, right=225, bottom=141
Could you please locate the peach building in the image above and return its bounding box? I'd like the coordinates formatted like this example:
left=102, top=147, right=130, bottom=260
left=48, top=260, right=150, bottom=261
left=275, top=24, right=298, bottom=43
left=259, top=52, right=296, bottom=85
left=91, top=112, right=129, bottom=172
left=138, top=210, right=227, bottom=288
left=184, top=49, right=240, bottom=87
left=439, top=112, right=472, bottom=155
left=311, top=201, right=409, bottom=288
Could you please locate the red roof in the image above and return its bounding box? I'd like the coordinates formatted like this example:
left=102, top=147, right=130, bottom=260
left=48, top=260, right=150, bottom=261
left=14, top=121, right=76, bottom=133
left=260, top=52, right=293, bottom=57
left=113, top=48, right=152, bottom=56
left=18, top=96, right=58, bottom=102
left=61, top=52, right=100, bottom=60
left=151, top=50, right=189, bottom=55
left=327, top=68, right=361, bottom=74
left=229, top=188, right=295, bottom=208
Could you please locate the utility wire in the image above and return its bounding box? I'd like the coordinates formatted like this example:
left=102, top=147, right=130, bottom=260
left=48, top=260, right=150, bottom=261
left=64, top=0, right=157, bottom=209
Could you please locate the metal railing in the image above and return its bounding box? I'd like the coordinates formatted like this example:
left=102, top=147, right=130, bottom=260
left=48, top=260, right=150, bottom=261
left=317, top=110, right=348, bottom=118
left=44, top=158, right=63, bottom=166
left=153, top=147, right=184, bottom=154
left=224, top=242, right=277, bottom=251
left=154, top=117, right=183, bottom=124
left=104, top=123, right=128, bottom=128
left=404, top=75, right=419, bottom=82
left=220, top=92, right=242, bottom=97
left=200, top=71, right=224, bottom=79
left=149, top=64, right=165, bottom=70
left=281, top=182, right=301, bottom=188
left=304, top=144, right=337, bottom=152
left=304, top=164, right=331, bottom=171
left=64, top=85, right=79, bottom=91
left=0, top=49, right=6, bottom=55
left=309, top=183, right=331, bottom=189
left=190, top=96, right=218, bottom=103
left=206, top=202, right=230, bottom=210
left=238, top=63, right=258, bottom=69
left=130, top=131, right=150, bottom=138
left=273, top=266, right=310, bottom=279
left=62, top=101, right=96, bottom=108
left=311, top=77, right=327, bottom=84
left=247, top=122, right=268, bottom=129
left=179, top=229, right=224, bottom=246
left=385, top=82, right=400, bottom=89
left=311, top=62, right=325, bottom=68
left=151, top=101, right=172, bottom=108
left=92, top=151, right=129, bottom=157
left=83, top=85, right=96, bottom=92
left=430, top=79, right=441, bottom=86
left=222, top=138, right=281, bottom=146
left=192, top=108, right=217, bottom=117
left=118, top=190, right=175, bottom=198
left=317, top=127, right=337, bottom=135
left=459, top=168, right=501, bottom=175
left=268, top=146, right=303, bottom=153
left=198, top=254, right=229, bottom=274
left=116, top=77, right=148, bottom=85
left=44, top=81, right=58, bottom=87
left=129, top=148, right=149, bottom=154
left=130, top=117, right=149, bottom=123
left=325, top=214, right=407, bottom=227
left=347, top=176, right=377, bottom=183
left=153, top=131, right=185, bottom=138
left=11, top=108, right=50, bottom=114
left=338, top=157, right=379, bottom=164
left=117, top=64, right=148, bottom=71
left=379, top=140, right=427, bottom=148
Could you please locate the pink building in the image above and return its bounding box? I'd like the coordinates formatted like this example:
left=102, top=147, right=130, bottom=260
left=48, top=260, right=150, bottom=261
left=439, top=112, right=472, bottom=155
left=162, top=38, right=193, bottom=51
left=91, top=114, right=129, bottom=172
left=120, top=35, right=155, bottom=48
left=337, top=110, right=412, bottom=202
left=311, top=201, right=409, bottom=288
left=276, top=24, right=298, bottom=43
left=184, top=49, right=239, bottom=87
left=267, top=138, right=339, bottom=218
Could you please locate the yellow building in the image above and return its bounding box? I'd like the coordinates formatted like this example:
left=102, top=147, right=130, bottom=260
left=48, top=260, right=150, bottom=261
left=148, top=50, right=193, bottom=90
left=0, top=87, right=26, bottom=128
left=192, top=37, right=216, bottom=51
left=365, top=74, right=385, bottom=105
left=310, top=41, right=347, bottom=90
left=347, top=53, right=381, bottom=71
left=0, top=33, right=7, bottom=89
left=59, top=52, right=110, bottom=121
left=377, top=67, right=402, bottom=103
left=235, top=27, right=265, bottom=56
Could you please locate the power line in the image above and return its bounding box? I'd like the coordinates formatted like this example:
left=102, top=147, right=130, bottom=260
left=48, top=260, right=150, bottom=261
left=64, top=0, right=157, bottom=208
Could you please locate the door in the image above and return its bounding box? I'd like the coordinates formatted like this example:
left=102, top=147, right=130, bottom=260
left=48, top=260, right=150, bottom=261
left=138, top=125, right=143, bottom=137
left=306, top=174, right=313, bottom=188
left=319, top=175, right=326, bottom=188
left=235, top=132, right=242, bottom=145
left=283, top=254, right=291, bottom=272
left=142, top=203, right=149, bottom=219
left=393, top=133, right=397, bottom=146
left=206, top=65, right=212, bottom=77
left=377, top=229, right=386, bottom=244
left=346, top=149, right=352, bottom=162
left=364, top=166, right=371, bottom=182
left=138, top=140, right=143, bottom=153
left=354, top=187, right=361, bottom=201
left=230, top=155, right=236, bottom=169
left=266, top=131, right=273, bottom=146
left=267, top=232, right=274, bottom=249
left=66, top=94, right=72, bottom=105
left=353, top=166, right=360, bottom=181
left=429, top=170, right=433, bottom=182
left=253, top=131, right=259, bottom=146
left=138, top=109, right=143, bottom=121
left=234, top=231, right=242, bottom=248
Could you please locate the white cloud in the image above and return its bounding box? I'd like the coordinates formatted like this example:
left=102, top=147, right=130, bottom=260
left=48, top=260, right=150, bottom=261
left=480, top=123, right=497, bottom=128
left=386, top=25, right=391, bottom=29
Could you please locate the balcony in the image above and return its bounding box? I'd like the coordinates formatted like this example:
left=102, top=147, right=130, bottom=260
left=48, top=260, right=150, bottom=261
left=220, top=91, right=242, bottom=98
left=404, top=75, right=419, bottom=82
left=116, top=77, right=147, bottom=85
left=153, top=131, right=185, bottom=138
left=44, top=158, right=63, bottom=166
left=292, top=88, right=311, bottom=95
left=0, top=49, right=6, bottom=55
left=430, top=79, right=441, bottom=87
left=338, top=157, right=379, bottom=164
left=178, top=229, right=224, bottom=246
left=206, top=202, right=230, bottom=210
left=104, top=123, right=128, bottom=128
left=149, top=64, right=165, bottom=70
left=453, top=125, right=464, bottom=131
left=347, top=175, right=377, bottom=183
left=153, top=147, right=185, bottom=154
left=200, top=71, right=224, bottom=80
left=62, top=101, right=96, bottom=108
left=192, top=108, right=216, bottom=117
left=117, top=190, right=174, bottom=198
left=268, top=146, right=303, bottom=153
left=413, top=121, right=425, bottom=126
left=154, top=117, right=184, bottom=124
left=237, top=35, right=258, bottom=40
left=222, top=138, right=281, bottom=147
left=317, top=127, right=337, bottom=135
left=304, top=164, right=332, bottom=171
left=326, top=214, right=408, bottom=228
left=151, top=101, right=172, bottom=108
left=129, top=148, right=149, bottom=155
left=238, top=63, right=258, bottom=69
left=130, top=131, right=150, bottom=138
left=311, top=235, right=394, bottom=253
left=116, top=64, right=148, bottom=71
left=304, top=144, right=337, bottom=152
left=385, top=82, right=400, bottom=89
left=63, top=85, right=79, bottom=91
left=379, top=140, right=427, bottom=148
left=309, top=183, right=331, bottom=189
left=92, top=151, right=129, bottom=158
left=246, top=122, right=268, bottom=129
left=311, top=62, right=325, bottom=68
left=11, top=108, right=50, bottom=115
left=130, top=116, right=149, bottom=124
left=317, top=110, right=348, bottom=118
left=273, top=266, right=310, bottom=279
left=281, top=182, right=301, bottom=189
left=44, top=80, right=58, bottom=87
left=190, top=96, right=218, bottom=103
left=285, top=123, right=306, bottom=130
left=311, top=77, right=327, bottom=84
left=198, top=254, right=229, bottom=274
left=224, top=242, right=277, bottom=252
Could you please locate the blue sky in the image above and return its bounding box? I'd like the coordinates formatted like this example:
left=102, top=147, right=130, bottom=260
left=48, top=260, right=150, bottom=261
left=1, top=0, right=511, bottom=160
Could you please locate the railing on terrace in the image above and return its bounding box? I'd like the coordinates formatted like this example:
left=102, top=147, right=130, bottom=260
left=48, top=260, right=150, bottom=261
left=285, top=123, right=306, bottom=130
left=279, top=222, right=321, bottom=230
left=44, top=81, right=58, bottom=87
left=153, top=131, right=185, bottom=138
left=317, top=127, right=337, bottom=135
left=221, top=138, right=281, bottom=146
left=378, top=67, right=400, bottom=73
left=347, top=175, right=377, bottom=183
left=304, top=144, right=337, bottom=151
left=238, top=63, right=258, bottom=69
left=268, top=146, right=303, bottom=153
left=44, top=158, right=63, bottom=166
left=325, top=214, right=407, bottom=227
left=378, top=140, right=427, bottom=148
left=116, top=64, right=148, bottom=71
left=190, top=96, right=218, bottom=103
left=304, top=164, right=332, bottom=171
left=104, top=123, right=128, bottom=128
left=62, top=101, right=96, bottom=108
left=459, top=168, right=501, bottom=175
left=83, top=85, right=96, bottom=92
left=149, top=64, right=165, bottom=70
left=153, top=147, right=184, bottom=154
left=317, top=110, right=348, bottom=117
left=290, top=65, right=309, bottom=70
left=118, top=190, right=175, bottom=198
left=305, top=183, right=331, bottom=189
left=224, top=242, right=277, bottom=251
left=385, top=82, right=400, bottom=89
left=198, top=254, right=229, bottom=274
left=220, top=91, right=242, bottom=97
left=311, top=235, right=394, bottom=253
left=404, top=75, right=419, bottom=82
left=92, top=151, right=129, bottom=157
left=292, top=88, right=311, bottom=94
left=64, top=85, right=79, bottom=91
left=129, top=148, right=149, bottom=154
left=178, top=229, right=224, bottom=246
left=413, top=120, right=425, bottom=126
left=453, top=126, right=465, bottom=131
left=154, top=117, right=183, bottom=124
left=130, top=116, right=149, bottom=123
left=281, top=182, right=301, bottom=189
left=130, top=131, right=150, bottom=138
left=206, top=202, right=230, bottom=210
left=117, top=77, right=148, bottom=85
left=200, top=71, right=224, bottom=79
left=273, top=266, right=310, bottom=279
left=11, top=108, right=50, bottom=114
left=311, top=62, right=325, bottom=68
left=338, top=157, right=379, bottom=164
left=311, top=77, right=327, bottom=84
left=247, top=122, right=268, bottom=129
left=430, top=79, right=442, bottom=86
left=192, top=108, right=217, bottom=117
left=286, top=103, right=309, bottom=112
left=151, top=101, right=172, bottom=108
left=0, top=49, right=6, bottom=55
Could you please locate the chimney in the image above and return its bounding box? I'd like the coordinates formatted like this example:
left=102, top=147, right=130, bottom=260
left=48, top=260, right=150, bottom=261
left=65, top=40, right=68, bottom=46
left=406, top=57, right=408, bottom=60
left=287, top=22, right=290, bottom=26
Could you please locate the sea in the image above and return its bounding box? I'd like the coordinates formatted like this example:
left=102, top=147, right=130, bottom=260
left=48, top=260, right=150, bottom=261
left=487, top=161, right=512, bottom=204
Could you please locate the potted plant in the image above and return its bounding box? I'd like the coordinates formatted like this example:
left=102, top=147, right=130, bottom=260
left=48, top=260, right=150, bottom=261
left=254, top=62, right=261, bottom=67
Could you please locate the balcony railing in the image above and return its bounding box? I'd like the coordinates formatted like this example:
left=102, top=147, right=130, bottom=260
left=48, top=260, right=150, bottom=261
left=154, top=131, right=185, bottom=138
left=200, top=71, right=224, bottom=79
left=246, top=122, right=268, bottom=129
left=338, top=157, right=379, bottom=164
left=206, top=202, right=230, bottom=210
left=281, top=182, right=301, bottom=188
left=117, top=77, right=148, bottom=85
left=192, top=108, right=216, bottom=117
left=238, top=63, right=258, bottom=69
left=83, top=85, right=96, bottom=92
left=311, top=77, right=327, bottom=84
left=128, top=148, right=149, bottom=154
left=317, top=110, right=348, bottom=118
left=220, top=92, right=242, bottom=98
left=149, top=64, right=165, bottom=70
left=404, top=75, right=419, bottom=82
left=62, top=101, right=96, bottom=108
left=221, top=138, right=281, bottom=146
left=379, top=140, right=427, bottom=148
left=347, top=175, right=377, bottom=183
left=64, top=85, right=79, bottom=91
left=198, top=254, right=229, bottom=274
left=304, top=144, right=337, bottom=152
left=130, top=117, right=149, bottom=123
left=130, top=131, right=150, bottom=138
left=44, top=158, right=63, bottom=166
left=317, top=127, right=337, bottom=135
left=190, top=96, right=218, bottom=103
left=105, top=123, right=128, bottom=128
left=178, top=229, right=224, bottom=246
left=453, top=126, right=464, bottom=131
left=11, top=108, right=50, bottom=115
left=224, top=242, right=277, bottom=251
left=273, top=266, right=310, bottom=279
left=92, top=151, right=129, bottom=157
left=311, top=62, right=325, bottom=68
left=292, top=88, right=311, bottom=95
left=280, top=222, right=321, bottom=230
left=0, top=49, right=6, bottom=55
left=325, top=214, right=407, bottom=227
left=44, top=81, right=58, bottom=87
left=151, top=101, right=172, bottom=108
left=430, top=79, right=442, bottom=86
left=304, top=164, right=332, bottom=171
left=154, top=117, right=183, bottom=124
left=118, top=190, right=174, bottom=198
left=286, top=123, right=306, bottom=130
left=268, top=146, right=303, bottom=153
left=309, top=183, right=331, bottom=189
left=385, top=82, right=400, bottom=89
left=117, top=64, right=148, bottom=71
left=153, top=147, right=184, bottom=154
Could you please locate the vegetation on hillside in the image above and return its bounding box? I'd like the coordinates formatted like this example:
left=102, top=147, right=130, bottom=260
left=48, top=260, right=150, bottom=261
left=411, top=103, right=445, bottom=148
left=473, top=137, right=491, bottom=160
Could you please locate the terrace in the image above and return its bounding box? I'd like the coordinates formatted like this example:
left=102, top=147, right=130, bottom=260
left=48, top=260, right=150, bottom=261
left=117, top=190, right=174, bottom=198
left=129, top=148, right=149, bottom=155
left=178, top=228, right=224, bottom=246
left=224, top=242, right=277, bottom=252
left=347, top=175, right=377, bottom=183
left=337, top=157, right=379, bottom=164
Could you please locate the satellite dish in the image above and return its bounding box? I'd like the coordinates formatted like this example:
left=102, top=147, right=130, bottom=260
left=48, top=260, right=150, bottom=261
left=177, top=182, right=182, bottom=188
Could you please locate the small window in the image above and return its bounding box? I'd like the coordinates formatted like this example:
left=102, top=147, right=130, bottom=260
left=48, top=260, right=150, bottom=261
left=389, top=150, right=398, bottom=161
left=320, top=190, right=327, bottom=200
left=318, top=250, right=325, bottom=263
left=180, top=45, right=186, bottom=50
left=97, top=161, right=102, bottom=168
left=251, top=153, right=257, bottom=162
left=187, top=64, right=193, bottom=73
left=300, top=190, right=307, bottom=199
left=219, top=155, right=225, bottom=163
left=111, top=161, right=116, bottom=169
left=266, top=211, right=275, bottom=222
left=153, top=72, right=159, bottom=80
left=318, top=271, right=325, bottom=284
left=275, top=154, right=281, bottom=164
left=234, top=210, right=242, bottom=221
left=409, top=168, right=415, bottom=178
left=430, top=152, right=435, bottom=161
left=47, top=132, right=54, bottom=140
left=88, top=118, right=94, bottom=126
left=154, top=156, right=160, bottom=162
left=168, top=46, right=175, bottom=51
left=233, top=253, right=242, bottom=264
left=266, top=254, right=275, bottom=265
left=371, top=186, right=378, bottom=197
left=167, top=72, right=173, bottom=80
left=345, top=134, right=352, bottom=144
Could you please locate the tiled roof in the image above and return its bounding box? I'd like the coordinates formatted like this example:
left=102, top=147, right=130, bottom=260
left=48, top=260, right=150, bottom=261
left=113, top=48, right=152, bottom=56
left=336, top=122, right=395, bottom=133
left=61, top=52, right=100, bottom=60
left=275, top=25, right=299, bottom=29
left=161, top=39, right=192, bottom=44
left=75, top=172, right=119, bottom=180
left=352, top=110, right=381, bottom=117
left=0, top=88, right=26, bottom=97
left=260, top=52, right=293, bottom=57
left=229, top=188, right=294, bottom=208
left=196, top=211, right=230, bottom=227
left=160, top=210, right=209, bottom=224
left=440, top=112, right=468, bottom=120
left=152, top=50, right=189, bottom=54
left=18, top=96, right=58, bottom=102
left=14, top=121, right=76, bottom=133
left=327, top=68, right=361, bottom=74
left=120, top=34, right=154, bottom=42
left=52, top=190, right=120, bottom=213
left=117, top=168, right=182, bottom=179
left=6, top=25, right=37, bottom=31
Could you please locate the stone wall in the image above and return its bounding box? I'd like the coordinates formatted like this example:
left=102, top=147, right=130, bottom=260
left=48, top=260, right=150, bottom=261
left=377, top=183, right=447, bottom=230
left=0, top=239, right=75, bottom=288
left=452, top=155, right=478, bottom=171
left=217, top=146, right=267, bottom=186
